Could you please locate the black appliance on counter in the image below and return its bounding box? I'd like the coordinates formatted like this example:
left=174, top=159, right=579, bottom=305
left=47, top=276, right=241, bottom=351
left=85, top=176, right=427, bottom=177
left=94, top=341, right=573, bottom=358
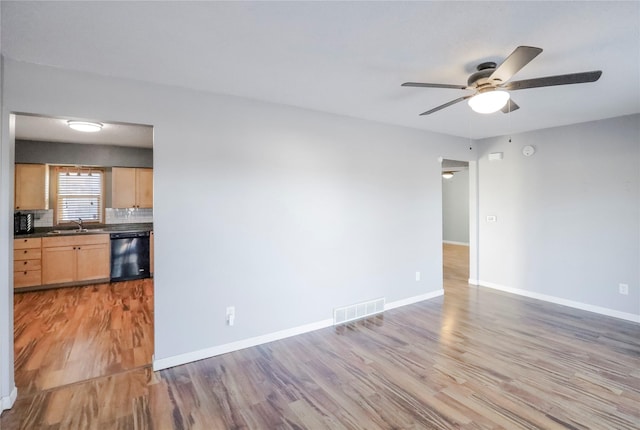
left=14, top=212, right=34, bottom=235
left=110, top=231, right=150, bottom=281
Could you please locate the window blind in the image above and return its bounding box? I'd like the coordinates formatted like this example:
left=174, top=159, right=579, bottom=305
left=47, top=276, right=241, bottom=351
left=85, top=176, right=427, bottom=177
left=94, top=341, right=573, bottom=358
left=56, top=168, right=104, bottom=224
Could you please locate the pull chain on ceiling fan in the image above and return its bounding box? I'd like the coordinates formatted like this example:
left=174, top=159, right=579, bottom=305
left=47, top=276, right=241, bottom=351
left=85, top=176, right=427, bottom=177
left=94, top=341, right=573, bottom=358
left=402, top=46, right=602, bottom=115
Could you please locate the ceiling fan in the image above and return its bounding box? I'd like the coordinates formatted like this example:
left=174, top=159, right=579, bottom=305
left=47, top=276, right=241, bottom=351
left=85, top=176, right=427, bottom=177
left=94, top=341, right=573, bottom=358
left=402, top=46, right=602, bottom=115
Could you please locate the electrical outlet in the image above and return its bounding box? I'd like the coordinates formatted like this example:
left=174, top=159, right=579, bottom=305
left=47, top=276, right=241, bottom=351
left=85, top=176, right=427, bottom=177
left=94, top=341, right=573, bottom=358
left=415, top=271, right=421, bottom=281
left=226, top=306, right=235, bottom=326
left=619, top=284, right=629, bottom=295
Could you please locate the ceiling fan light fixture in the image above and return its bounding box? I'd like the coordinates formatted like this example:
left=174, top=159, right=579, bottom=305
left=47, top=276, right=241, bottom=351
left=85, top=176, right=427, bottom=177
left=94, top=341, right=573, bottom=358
left=67, top=120, right=103, bottom=132
left=442, top=171, right=455, bottom=179
left=468, top=90, right=510, bottom=114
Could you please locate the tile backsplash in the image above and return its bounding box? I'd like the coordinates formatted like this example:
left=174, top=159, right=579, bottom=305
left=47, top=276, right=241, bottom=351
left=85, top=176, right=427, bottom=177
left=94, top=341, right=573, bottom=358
left=105, top=208, right=153, bottom=224
left=20, top=208, right=153, bottom=227
left=32, top=209, right=54, bottom=227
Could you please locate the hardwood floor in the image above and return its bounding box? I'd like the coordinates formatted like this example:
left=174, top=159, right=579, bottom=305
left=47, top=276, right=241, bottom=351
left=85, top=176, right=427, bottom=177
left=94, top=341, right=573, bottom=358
left=13, top=279, right=154, bottom=396
left=2, top=250, right=639, bottom=429
left=443, top=243, right=469, bottom=284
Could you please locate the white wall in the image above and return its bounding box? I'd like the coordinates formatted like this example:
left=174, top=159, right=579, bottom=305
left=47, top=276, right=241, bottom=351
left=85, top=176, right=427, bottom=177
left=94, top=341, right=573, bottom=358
left=0, top=59, right=475, bottom=390
left=0, top=0, right=15, bottom=408
left=442, top=168, right=469, bottom=244
left=476, top=115, right=640, bottom=321
left=0, top=109, right=15, bottom=411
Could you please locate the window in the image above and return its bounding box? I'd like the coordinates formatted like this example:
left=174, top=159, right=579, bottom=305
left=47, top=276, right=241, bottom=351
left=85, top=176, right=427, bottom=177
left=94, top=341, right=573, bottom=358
left=54, top=167, right=105, bottom=224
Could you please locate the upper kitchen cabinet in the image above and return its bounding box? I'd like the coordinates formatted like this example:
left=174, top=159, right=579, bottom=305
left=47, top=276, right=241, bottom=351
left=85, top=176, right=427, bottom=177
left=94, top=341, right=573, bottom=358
left=136, top=168, right=153, bottom=208
left=112, top=167, right=153, bottom=208
left=15, top=163, right=48, bottom=210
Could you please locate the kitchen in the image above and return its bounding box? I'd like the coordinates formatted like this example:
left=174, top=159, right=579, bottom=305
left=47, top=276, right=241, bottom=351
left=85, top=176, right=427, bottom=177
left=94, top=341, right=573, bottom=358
left=12, top=113, right=154, bottom=392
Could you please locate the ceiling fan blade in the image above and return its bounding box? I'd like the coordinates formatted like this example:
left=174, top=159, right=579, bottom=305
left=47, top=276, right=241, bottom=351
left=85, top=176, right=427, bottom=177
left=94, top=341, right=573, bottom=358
left=402, top=82, right=468, bottom=90
left=419, top=95, right=472, bottom=116
left=489, top=46, right=543, bottom=84
left=501, top=99, right=520, bottom=113
left=503, top=71, right=602, bottom=91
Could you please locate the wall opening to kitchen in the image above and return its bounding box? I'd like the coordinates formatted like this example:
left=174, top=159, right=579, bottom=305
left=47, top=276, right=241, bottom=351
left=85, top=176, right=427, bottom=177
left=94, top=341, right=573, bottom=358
left=12, top=113, right=155, bottom=395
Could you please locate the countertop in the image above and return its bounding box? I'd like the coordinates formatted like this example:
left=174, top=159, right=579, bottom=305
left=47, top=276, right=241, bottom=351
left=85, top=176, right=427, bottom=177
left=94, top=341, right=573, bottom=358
left=15, top=223, right=153, bottom=239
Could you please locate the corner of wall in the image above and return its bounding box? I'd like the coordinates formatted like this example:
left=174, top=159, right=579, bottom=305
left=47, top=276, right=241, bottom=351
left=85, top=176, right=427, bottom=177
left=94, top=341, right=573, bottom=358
left=1, top=386, right=17, bottom=411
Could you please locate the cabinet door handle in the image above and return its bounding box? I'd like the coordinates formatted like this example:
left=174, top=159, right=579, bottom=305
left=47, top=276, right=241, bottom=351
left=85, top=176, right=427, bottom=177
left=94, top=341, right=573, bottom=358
left=23, top=239, right=28, bottom=242
left=23, top=250, right=27, bottom=254
left=24, top=261, right=27, bottom=265
left=23, top=271, right=27, bottom=275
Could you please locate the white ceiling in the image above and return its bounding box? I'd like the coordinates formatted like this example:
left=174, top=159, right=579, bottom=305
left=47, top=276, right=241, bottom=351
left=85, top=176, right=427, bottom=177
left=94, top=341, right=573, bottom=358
left=3, top=1, right=639, bottom=141
left=15, top=114, right=153, bottom=148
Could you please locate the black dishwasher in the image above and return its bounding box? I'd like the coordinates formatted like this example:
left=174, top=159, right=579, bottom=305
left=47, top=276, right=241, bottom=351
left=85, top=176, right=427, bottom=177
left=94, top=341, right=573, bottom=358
left=110, top=231, right=151, bottom=281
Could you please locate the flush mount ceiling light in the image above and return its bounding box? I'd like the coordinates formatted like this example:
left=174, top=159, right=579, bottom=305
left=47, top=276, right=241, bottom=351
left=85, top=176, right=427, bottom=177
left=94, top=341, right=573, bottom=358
left=442, top=171, right=455, bottom=179
left=67, top=121, right=103, bottom=132
left=467, top=90, right=510, bottom=114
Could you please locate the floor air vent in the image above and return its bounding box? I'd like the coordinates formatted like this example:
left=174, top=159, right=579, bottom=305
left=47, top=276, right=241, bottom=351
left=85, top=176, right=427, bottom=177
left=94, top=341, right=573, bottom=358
left=333, top=297, right=385, bottom=325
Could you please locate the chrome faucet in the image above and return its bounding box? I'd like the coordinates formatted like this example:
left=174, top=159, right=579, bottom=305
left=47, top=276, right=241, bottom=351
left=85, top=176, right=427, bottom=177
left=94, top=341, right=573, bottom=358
left=72, top=217, right=84, bottom=231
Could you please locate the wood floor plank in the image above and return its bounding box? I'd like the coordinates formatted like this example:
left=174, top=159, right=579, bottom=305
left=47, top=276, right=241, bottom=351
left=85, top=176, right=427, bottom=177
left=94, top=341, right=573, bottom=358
left=2, top=244, right=639, bottom=429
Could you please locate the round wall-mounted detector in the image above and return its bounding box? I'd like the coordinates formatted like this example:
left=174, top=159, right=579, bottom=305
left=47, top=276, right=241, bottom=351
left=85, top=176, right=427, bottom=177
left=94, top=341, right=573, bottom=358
left=522, top=145, right=536, bottom=157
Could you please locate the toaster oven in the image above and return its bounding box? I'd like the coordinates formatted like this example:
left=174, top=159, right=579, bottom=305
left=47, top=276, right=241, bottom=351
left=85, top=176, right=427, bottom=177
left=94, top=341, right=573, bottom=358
left=14, top=212, right=34, bottom=235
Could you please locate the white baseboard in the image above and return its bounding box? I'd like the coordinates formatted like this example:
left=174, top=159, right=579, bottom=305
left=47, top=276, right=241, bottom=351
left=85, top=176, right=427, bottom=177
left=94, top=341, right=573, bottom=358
left=153, top=318, right=333, bottom=371
left=153, top=290, right=444, bottom=371
left=478, top=280, right=640, bottom=324
left=443, top=240, right=469, bottom=246
left=468, top=278, right=479, bottom=285
left=385, top=289, right=444, bottom=311
left=1, top=385, right=17, bottom=411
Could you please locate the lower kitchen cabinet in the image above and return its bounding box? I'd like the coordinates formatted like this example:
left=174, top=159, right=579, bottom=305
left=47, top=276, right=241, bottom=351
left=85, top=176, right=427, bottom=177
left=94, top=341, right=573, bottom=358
left=42, top=234, right=110, bottom=285
left=42, top=245, right=76, bottom=284
left=77, top=243, right=111, bottom=281
left=14, top=237, right=42, bottom=289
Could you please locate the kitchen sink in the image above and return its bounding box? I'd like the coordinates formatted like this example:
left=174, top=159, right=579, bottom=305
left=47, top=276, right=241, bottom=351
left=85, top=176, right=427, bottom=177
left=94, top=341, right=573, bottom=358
left=47, top=228, right=105, bottom=235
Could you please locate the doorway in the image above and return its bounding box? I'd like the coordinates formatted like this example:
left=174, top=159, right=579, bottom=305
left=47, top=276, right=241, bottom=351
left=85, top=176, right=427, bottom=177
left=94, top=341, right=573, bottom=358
left=441, top=159, right=472, bottom=289
left=11, top=113, right=155, bottom=395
